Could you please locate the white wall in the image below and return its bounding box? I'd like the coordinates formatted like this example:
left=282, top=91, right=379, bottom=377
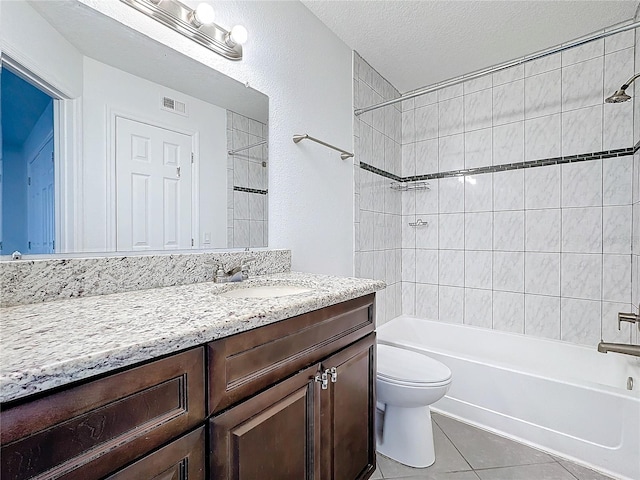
left=81, top=0, right=355, bottom=276
left=0, top=0, right=83, bottom=98
left=81, top=57, right=227, bottom=251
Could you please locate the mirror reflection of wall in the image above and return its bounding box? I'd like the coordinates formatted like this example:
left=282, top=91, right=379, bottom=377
left=0, top=0, right=268, bottom=256
left=1, top=68, right=55, bottom=255
left=227, top=112, right=268, bottom=248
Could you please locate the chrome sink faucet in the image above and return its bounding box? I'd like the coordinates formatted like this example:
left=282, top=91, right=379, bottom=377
left=214, top=256, right=257, bottom=283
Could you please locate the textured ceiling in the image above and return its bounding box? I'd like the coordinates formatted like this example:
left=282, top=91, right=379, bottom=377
left=302, top=1, right=639, bottom=93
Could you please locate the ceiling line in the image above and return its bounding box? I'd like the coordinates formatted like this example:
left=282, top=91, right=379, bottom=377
left=354, top=19, right=640, bottom=116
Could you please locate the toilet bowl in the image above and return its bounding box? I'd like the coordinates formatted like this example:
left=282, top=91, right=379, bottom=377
left=376, top=344, right=452, bottom=468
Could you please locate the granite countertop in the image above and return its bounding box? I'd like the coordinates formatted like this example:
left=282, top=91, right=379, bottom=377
left=0, top=272, right=384, bottom=403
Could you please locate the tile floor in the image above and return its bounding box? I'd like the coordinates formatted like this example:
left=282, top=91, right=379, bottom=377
left=371, top=413, right=616, bottom=480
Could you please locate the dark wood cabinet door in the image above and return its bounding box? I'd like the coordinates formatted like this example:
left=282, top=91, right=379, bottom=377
left=208, top=294, right=374, bottom=414
left=320, top=333, right=376, bottom=480
left=1, top=347, right=206, bottom=480
left=105, top=427, right=205, bottom=480
left=210, top=364, right=321, bottom=480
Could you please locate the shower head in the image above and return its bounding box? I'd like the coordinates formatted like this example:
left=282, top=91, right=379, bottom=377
left=605, top=89, right=632, bottom=103
left=605, top=72, right=640, bottom=103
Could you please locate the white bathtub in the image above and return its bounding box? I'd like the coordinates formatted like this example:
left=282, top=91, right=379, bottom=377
left=377, top=315, right=640, bottom=480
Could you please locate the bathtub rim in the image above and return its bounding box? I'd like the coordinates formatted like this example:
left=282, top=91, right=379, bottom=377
left=377, top=315, right=640, bottom=400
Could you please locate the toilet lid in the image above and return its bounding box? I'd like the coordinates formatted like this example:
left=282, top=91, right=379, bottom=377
left=377, top=344, right=451, bottom=385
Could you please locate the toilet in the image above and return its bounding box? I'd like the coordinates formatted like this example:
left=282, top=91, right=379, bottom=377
left=376, top=344, right=452, bottom=468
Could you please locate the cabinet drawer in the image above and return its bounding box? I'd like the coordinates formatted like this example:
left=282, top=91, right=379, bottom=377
left=1, top=347, right=206, bottom=480
left=105, top=427, right=205, bottom=480
left=209, top=294, right=374, bottom=413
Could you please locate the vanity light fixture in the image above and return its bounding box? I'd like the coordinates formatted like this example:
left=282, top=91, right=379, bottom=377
left=120, top=0, right=247, bottom=60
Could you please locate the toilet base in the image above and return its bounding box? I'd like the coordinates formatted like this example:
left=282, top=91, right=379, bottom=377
left=377, top=404, right=435, bottom=468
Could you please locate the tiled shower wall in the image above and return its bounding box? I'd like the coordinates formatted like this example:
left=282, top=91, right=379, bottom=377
left=227, top=111, right=269, bottom=248
left=353, top=52, right=402, bottom=326
left=633, top=27, right=640, bottom=335
left=355, top=24, right=638, bottom=346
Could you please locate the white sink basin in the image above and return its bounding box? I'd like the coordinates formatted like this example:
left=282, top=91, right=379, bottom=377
left=219, top=285, right=313, bottom=298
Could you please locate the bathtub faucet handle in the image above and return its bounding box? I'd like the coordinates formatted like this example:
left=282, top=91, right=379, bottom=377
left=618, top=312, right=640, bottom=331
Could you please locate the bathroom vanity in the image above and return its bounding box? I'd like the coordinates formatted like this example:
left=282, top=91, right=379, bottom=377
left=0, top=272, right=382, bottom=480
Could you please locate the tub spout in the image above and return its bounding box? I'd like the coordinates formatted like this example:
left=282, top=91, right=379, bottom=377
left=597, top=342, right=640, bottom=358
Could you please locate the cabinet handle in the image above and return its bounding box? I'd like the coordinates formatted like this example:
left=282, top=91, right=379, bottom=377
left=328, top=367, right=337, bottom=383
left=315, top=371, right=329, bottom=390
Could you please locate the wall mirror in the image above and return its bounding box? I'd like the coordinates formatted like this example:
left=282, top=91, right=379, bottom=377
left=0, top=0, right=268, bottom=257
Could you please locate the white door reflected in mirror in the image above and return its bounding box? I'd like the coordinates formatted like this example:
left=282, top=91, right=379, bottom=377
left=116, top=118, right=193, bottom=251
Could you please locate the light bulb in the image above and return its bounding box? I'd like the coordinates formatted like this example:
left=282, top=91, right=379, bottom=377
left=228, top=25, right=248, bottom=46
left=189, top=3, right=215, bottom=28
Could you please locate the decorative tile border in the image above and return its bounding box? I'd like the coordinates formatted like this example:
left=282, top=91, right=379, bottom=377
left=360, top=146, right=636, bottom=182
left=359, top=162, right=402, bottom=181
left=233, top=186, right=268, bottom=195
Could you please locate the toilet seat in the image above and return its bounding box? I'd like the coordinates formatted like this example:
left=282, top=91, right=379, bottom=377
left=377, top=344, right=452, bottom=386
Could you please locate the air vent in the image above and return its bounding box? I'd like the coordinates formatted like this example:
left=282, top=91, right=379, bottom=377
left=161, top=96, right=188, bottom=116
